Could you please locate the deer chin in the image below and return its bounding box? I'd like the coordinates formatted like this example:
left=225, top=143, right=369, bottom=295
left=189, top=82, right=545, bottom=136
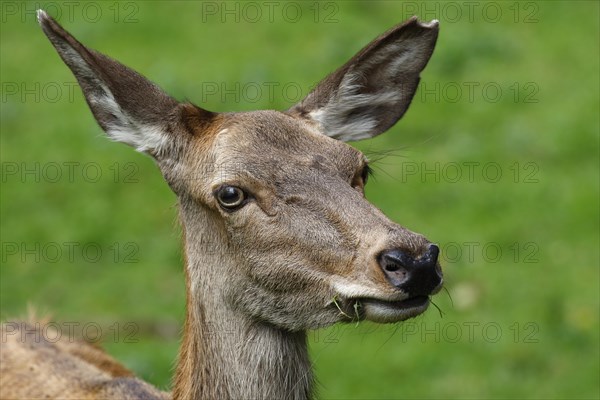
left=360, top=296, right=430, bottom=323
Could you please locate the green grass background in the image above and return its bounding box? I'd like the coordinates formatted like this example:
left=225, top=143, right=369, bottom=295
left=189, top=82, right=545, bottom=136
left=1, top=1, right=598, bottom=398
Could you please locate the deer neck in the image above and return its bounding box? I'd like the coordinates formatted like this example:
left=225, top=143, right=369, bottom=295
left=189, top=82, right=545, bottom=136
left=173, top=202, right=313, bottom=400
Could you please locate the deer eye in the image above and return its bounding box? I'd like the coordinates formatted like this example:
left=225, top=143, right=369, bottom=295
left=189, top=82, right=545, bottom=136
left=215, top=186, right=246, bottom=210
left=361, top=164, right=372, bottom=185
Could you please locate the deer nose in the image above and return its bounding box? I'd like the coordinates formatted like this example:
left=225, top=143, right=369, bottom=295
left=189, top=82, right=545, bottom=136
left=378, top=244, right=442, bottom=296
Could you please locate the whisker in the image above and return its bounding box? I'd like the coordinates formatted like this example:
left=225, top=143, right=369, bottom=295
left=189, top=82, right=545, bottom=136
left=443, top=286, right=454, bottom=308
left=430, top=299, right=445, bottom=318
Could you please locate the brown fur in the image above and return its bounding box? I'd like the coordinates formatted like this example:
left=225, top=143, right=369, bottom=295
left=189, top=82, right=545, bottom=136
left=0, top=322, right=168, bottom=399
left=1, top=12, right=442, bottom=399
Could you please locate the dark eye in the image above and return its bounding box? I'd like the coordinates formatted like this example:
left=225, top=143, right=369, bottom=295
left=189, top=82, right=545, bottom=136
left=215, top=186, right=246, bottom=210
left=361, top=164, right=372, bottom=185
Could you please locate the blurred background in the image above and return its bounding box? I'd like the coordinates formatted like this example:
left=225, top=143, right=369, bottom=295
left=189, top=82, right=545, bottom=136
left=1, top=1, right=598, bottom=398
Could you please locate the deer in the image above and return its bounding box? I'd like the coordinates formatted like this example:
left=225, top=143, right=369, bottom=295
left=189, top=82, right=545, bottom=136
left=0, top=10, right=442, bottom=400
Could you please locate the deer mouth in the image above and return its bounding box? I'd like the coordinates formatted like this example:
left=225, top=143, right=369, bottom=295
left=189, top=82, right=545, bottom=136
left=358, top=295, right=430, bottom=323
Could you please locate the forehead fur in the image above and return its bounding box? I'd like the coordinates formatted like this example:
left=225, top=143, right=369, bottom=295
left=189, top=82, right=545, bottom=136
left=212, top=110, right=364, bottom=181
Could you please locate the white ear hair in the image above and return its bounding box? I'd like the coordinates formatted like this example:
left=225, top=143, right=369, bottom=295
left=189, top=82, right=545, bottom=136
left=308, top=78, right=405, bottom=141
left=38, top=10, right=197, bottom=159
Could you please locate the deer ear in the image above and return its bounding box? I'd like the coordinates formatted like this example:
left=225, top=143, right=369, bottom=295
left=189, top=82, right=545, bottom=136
left=37, top=10, right=211, bottom=159
left=288, top=17, right=439, bottom=142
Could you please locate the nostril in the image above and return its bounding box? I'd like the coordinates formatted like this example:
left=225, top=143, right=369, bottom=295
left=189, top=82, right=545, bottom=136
left=378, top=249, right=413, bottom=288
left=378, top=246, right=442, bottom=294
left=423, top=244, right=440, bottom=267
left=379, top=250, right=413, bottom=270
left=428, top=244, right=439, bottom=260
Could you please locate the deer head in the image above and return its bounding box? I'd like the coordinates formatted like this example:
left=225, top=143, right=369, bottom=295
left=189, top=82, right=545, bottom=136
left=38, top=11, right=442, bottom=332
